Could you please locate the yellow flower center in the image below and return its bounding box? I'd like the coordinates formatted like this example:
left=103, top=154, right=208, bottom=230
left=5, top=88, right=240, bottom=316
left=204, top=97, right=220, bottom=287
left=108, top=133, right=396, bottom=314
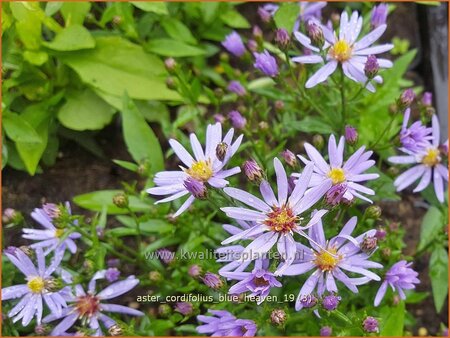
left=422, top=148, right=440, bottom=167
left=27, top=277, right=45, bottom=293
left=185, top=159, right=213, bottom=182
left=314, top=247, right=342, bottom=271
left=55, top=229, right=64, bottom=238
left=264, top=205, right=298, bottom=233
left=328, top=168, right=346, bottom=185
left=329, top=40, right=353, bottom=62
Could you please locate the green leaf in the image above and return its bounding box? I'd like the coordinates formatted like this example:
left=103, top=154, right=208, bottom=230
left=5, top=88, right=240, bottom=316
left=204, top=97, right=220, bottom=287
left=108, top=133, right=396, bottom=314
left=116, top=216, right=174, bottom=234
left=288, top=116, right=333, bottom=134
left=380, top=301, right=405, bottom=336
left=43, top=24, right=95, bottom=51
left=121, top=93, right=164, bottom=172
left=112, top=159, right=139, bottom=172
left=73, top=190, right=152, bottom=214
left=60, top=2, right=91, bottom=26
left=146, top=38, right=206, bottom=57
left=3, top=113, right=42, bottom=143
left=45, top=2, right=63, bottom=16
left=131, top=2, right=168, bottom=15
left=220, top=9, right=250, bottom=29
left=60, top=36, right=180, bottom=101
left=162, top=18, right=197, bottom=44
left=274, top=3, right=299, bottom=34
left=57, top=89, right=115, bottom=131
left=429, top=246, right=448, bottom=312
left=366, top=167, right=400, bottom=201
left=418, top=206, right=444, bottom=251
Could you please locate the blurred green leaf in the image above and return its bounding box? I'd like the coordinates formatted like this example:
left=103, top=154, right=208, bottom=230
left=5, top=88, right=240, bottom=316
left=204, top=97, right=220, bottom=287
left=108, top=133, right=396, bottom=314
left=58, top=89, right=115, bottom=131
left=3, top=113, right=42, bottom=143
left=146, top=38, right=206, bottom=57
left=60, top=2, right=91, bottom=26
left=131, top=2, right=168, bottom=15
left=162, top=18, right=197, bottom=44
left=380, top=301, right=405, bottom=336
left=121, top=93, right=164, bottom=172
left=220, top=9, right=250, bottom=29
left=44, top=24, right=95, bottom=51
left=429, top=246, right=448, bottom=312
left=116, top=216, right=174, bottom=234
left=418, top=206, right=444, bottom=251
left=287, top=116, right=333, bottom=134
left=274, top=3, right=299, bottom=34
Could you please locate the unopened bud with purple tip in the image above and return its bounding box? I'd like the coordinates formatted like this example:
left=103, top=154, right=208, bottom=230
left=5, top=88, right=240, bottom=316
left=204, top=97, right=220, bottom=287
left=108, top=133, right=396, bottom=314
left=164, top=58, right=177, bottom=72
left=184, top=177, right=207, bottom=199
left=252, top=25, right=263, bottom=40
left=229, top=110, right=247, bottom=129
left=281, top=149, right=297, bottom=167
left=174, top=302, right=193, bottom=316
left=345, top=125, right=358, bottom=145
left=253, top=50, right=279, bottom=77
left=270, top=309, right=287, bottom=325
left=300, top=294, right=318, bottom=308
left=375, top=227, right=386, bottom=241
left=105, top=268, right=121, bottom=283
left=399, top=89, right=415, bottom=107
left=371, top=4, right=388, bottom=29
left=322, top=294, right=341, bottom=311
left=247, top=39, right=258, bottom=52
left=325, top=184, right=348, bottom=206
left=213, top=114, right=225, bottom=124
left=275, top=28, right=290, bottom=49
left=216, top=142, right=228, bottom=161
left=360, top=235, right=378, bottom=254
left=258, top=6, right=272, bottom=23
left=243, top=159, right=263, bottom=183
left=227, top=81, right=246, bottom=97
left=363, top=316, right=379, bottom=333
left=188, top=264, right=202, bottom=277
left=422, top=92, right=432, bottom=106
left=320, top=326, right=332, bottom=337
left=222, top=31, right=246, bottom=57
left=364, top=55, right=379, bottom=79
left=201, top=272, right=223, bottom=289
left=307, top=21, right=324, bottom=46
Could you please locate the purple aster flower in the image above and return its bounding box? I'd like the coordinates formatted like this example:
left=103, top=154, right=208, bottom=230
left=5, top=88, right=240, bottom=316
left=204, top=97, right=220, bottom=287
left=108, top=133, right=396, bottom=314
left=222, top=31, right=246, bottom=57
left=282, top=216, right=382, bottom=311
left=374, top=260, right=420, bottom=306
left=147, top=123, right=243, bottom=217
left=105, top=268, right=120, bottom=283
left=344, top=125, right=358, bottom=145
left=197, top=310, right=257, bottom=336
left=221, top=159, right=329, bottom=275
left=322, top=294, right=341, bottom=311
left=220, top=260, right=282, bottom=305
left=253, top=50, right=279, bottom=77
left=184, top=177, right=207, bottom=199
left=260, top=2, right=326, bottom=30
left=43, top=271, right=143, bottom=335
left=229, top=110, right=247, bottom=129
left=174, top=302, right=193, bottom=316
left=188, top=264, right=202, bottom=277
left=320, top=326, right=332, bottom=336
left=2, top=247, right=66, bottom=326
left=364, top=55, right=380, bottom=79
left=422, top=91, right=433, bottom=106
left=389, top=114, right=448, bottom=202
left=363, top=316, right=379, bottom=333
left=243, top=159, right=263, bottom=182
left=227, top=81, right=247, bottom=97
left=202, top=272, right=223, bottom=289
left=370, top=4, right=388, bottom=28
left=22, top=202, right=81, bottom=256
left=399, top=108, right=433, bottom=152
left=292, top=11, right=393, bottom=91
left=275, top=28, right=290, bottom=49
left=400, top=88, right=415, bottom=106
left=296, top=134, right=379, bottom=203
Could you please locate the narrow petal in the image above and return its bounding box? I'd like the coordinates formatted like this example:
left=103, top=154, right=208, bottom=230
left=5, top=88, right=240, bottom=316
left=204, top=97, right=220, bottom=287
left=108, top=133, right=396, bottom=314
left=274, top=158, right=288, bottom=205
left=354, top=44, right=394, bottom=55
left=354, top=24, right=387, bottom=50
left=169, top=139, right=194, bottom=167
left=221, top=207, right=267, bottom=222
left=97, top=277, right=139, bottom=300
left=223, top=188, right=270, bottom=212
left=306, top=61, right=338, bottom=88
left=260, top=181, right=278, bottom=207
left=292, top=55, right=323, bottom=64
left=173, top=195, right=196, bottom=217
left=374, top=281, right=388, bottom=306
left=189, top=133, right=205, bottom=161
left=100, top=304, right=144, bottom=316
left=413, top=167, right=432, bottom=192
left=433, top=169, right=444, bottom=202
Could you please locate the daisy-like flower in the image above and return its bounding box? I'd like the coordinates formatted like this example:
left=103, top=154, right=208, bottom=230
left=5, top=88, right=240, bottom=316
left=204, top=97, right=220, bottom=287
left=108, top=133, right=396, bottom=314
left=295, top=134, right=379, bottom=203
left=399, top=108, right=433, bottom=153
left=292, top=11, right=393, bottom=91
left=2, top=247, right=67, bottom=326
left=197, top=310, right=257, bottom=337
left=282, top=216, right=383, bottom=311
left=44, top=271, right=143, bottom=336
left=374, top=260, right=420, bottom=306
left=220, top=259, right=282, bottom=305
left=147, top=123, right=243, bottom=217
left=22, top=202, right=81, bottom=256
left=389, top=115, right=448, bottom=202
left=221, top=158, right=329, bottom=275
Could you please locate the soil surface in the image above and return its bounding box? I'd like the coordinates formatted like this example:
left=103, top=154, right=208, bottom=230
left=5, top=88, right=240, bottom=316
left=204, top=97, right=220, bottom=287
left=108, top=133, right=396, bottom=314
left=2, top=2, right=448, bottom=336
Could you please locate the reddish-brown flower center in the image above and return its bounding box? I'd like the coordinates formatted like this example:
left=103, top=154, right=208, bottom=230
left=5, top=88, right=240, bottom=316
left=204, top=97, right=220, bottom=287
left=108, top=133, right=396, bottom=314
left=76, top=294, right=100, bottom=317
left=264, top=205, right=298, bottom=233
left=253, top=277, right=270, bottom=287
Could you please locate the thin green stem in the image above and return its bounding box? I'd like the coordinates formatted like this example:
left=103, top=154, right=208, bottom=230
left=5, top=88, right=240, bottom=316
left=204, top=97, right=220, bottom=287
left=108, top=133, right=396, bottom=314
left=370, top=113, right=397, bottom=149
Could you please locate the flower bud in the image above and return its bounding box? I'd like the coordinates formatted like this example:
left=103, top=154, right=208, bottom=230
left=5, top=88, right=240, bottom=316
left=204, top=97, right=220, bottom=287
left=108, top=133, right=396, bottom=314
left=381, top=247, right=391, bottom=259
left=105, top=268, right=121, bottom=283
left=425, top=106, right=435, bottom=118
left=201, top=272, right=223, bottom=289
left=2, top=208, right=23, bottom=225
left=112, top=16, right=122, bottom=25
left=344, top=125, right=358, bottom=145
left=259, top=121, right=269, bottom=130
left=227, top=81, right=246, bottom=97
left=188, top=264, right=202, bottom=277
left=366, top=205, right=382, bottom=219
left=322, top=294, right=341, bottom=311
left=213, top=114, right=225, bottom=124
left=157, top=248, right=175, bottom=264
left=281, top=149, right=297, bottom=167
left=247, top=39, right=258, bottom=52
left=166, top=77, right=176, bottom=89
left=184, top=177, right=207, bottom=199
left=422, top=92, right=432, bottom=106
left=164, top=58, right=177, bottom=72
left=375, top=227, right=386, bottom=241
left=243, top=159, right=263, bottom=183
left=363, top=316, right=379, bottom=333
left=258, top=6, right=272, bottom=23
left=399, top=89, right=415, bottom=107
left=35, top=325, right=50, bottom=335
left=299, top=294, right=318, bottom=308
left=364, top=55, right=379, bottom=79
left=108, top=324, right=123, bottom=336
left=113, top=193, right=129, bottom=209
left=158, top=304, right=172, bottom=317
left=43, top=203, right=62, bottom=219
left=44, top=277, right=63, bottom=292
left=174, top=302, right=193, bottom=316
left=228, top=110, right=247, bottom=129
left=252, top=25, right=263, bottom=40
left=270, top=309, right=287, bottom=325
left=307, top=21, right=324, bottom=46
left=19, top=246, right=35, bottom=258
left=275, top=100, right=285, bottom=111
left=216, top=142, right=228, bottom=161
left=371, top=4, right=388, bottom=29
left=320, top=326, right=332, bottom=337
left=149, top=271, right=162, bottom=282
left=275, top=28, right=290, bottom=49
left=360, top=235, right=378, bottom=254
left=312, top=134, right=324, bottom=150
left=325, top=184, right=348, bottom=206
